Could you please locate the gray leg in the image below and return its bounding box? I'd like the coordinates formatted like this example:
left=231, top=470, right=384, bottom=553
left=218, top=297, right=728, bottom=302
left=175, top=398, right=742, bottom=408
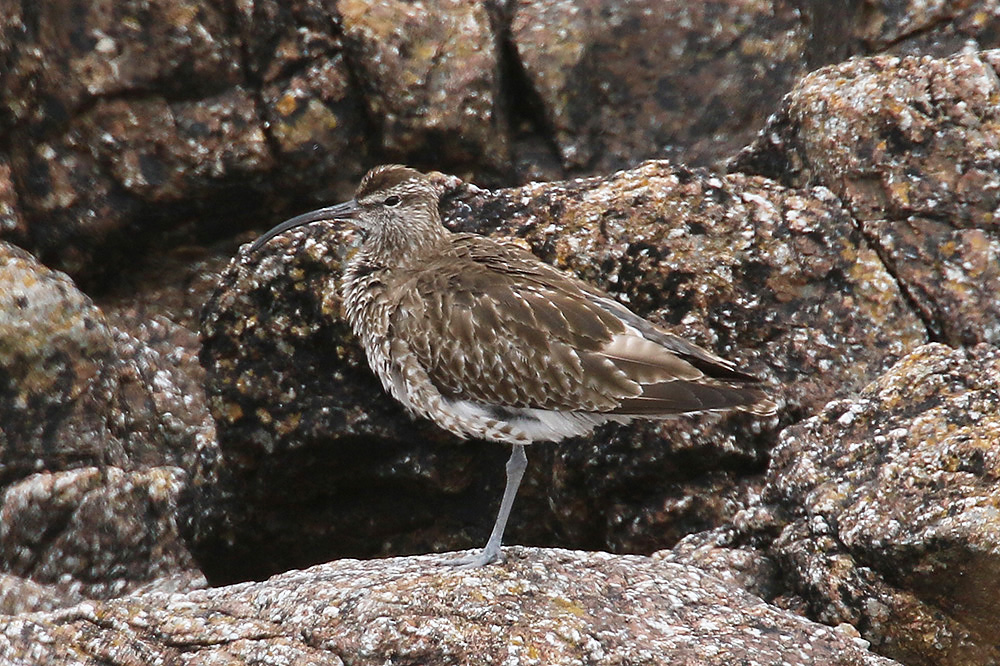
left=445, top=444, right=528, bottom=568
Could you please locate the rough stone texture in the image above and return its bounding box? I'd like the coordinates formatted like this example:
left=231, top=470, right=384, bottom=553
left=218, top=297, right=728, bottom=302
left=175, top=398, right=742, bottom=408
left=0, top=241, right=210, bottom=610
left=8, top=87, right=274, bottom=280
left=0, top=159, right=25, bottom=239
left=260, top=52, right=370, bottom=202
left=0, top=549, right=900, bottom=666
left=0, top=241, right=124, bottom=481
left=855, top=0, right=1000, bottom=56
left=511, top=0, right=809, bottom=171
left=761, top=343, right=1000, bottom=666
left=198, top=160, right=926, bottom=581
left=652, top=526, right=780, bottom=602
left=0, top=0, right=242, bottom=132
left=0, top=467, right=206, bottom=613
left=337, top=0, right=509, bottom=171
left=0, top=241, right=214, bottom=479
left=2, top=2, right=999, bottom=282
left=732, top=49, right=1000, bottom=346
left=240, top=0, right=371, bottom=201
left=0, top=0, right=282, bottom=282
left=3, top=6, right=1000, bottom=665
left=107, top=315, right=217, bottom=466
left=96, top=236, right=236, bottom=333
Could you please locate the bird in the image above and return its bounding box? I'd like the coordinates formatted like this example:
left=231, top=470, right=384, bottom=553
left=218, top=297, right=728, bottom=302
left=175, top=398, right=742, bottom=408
left=249, top=164, right=777, bottom=568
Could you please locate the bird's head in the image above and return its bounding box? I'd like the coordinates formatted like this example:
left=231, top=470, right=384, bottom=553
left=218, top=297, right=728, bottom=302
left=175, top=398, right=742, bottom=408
left=249, top=165, right=445, bottom=254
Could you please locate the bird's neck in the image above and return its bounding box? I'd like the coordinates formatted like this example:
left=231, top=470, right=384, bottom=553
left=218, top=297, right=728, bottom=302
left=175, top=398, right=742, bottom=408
left=342, top=218, right=450, bottom=333
left=365, top=218, right=450, bottom=269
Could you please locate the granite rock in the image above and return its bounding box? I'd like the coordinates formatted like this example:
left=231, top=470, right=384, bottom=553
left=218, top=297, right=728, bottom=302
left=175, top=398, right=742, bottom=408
left=0, top=241, right=125, bottom=479
left=0, top=241, right=210, bottom=610
left=3, top=1, right=999, bottom=281
left=0, top=549, right=900, bottom=666
left=761, top=343, right=1000, bottom=666
left=0, top=241, right=214, bottom=477
left=337, top=0, right=508, bottom=170
left=0, top=466, right=206, bottom=613
left=732, top=49, right=1000, bottom=346
left=511, top=0, right=809, bottom=171
left=2, top=7, right=1000, bottom=665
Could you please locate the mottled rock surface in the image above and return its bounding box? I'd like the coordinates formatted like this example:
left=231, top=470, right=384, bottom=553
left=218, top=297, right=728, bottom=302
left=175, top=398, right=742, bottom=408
left=339, top=0, right=508, bottom=169
left=511, top=0, right=809, bottom=171
left=0, top=549, right=900, bottom=666
left=0, top=467, right=206, bottom=614
left=1, top=5, right=999, bottom=666
left=762, top=343, right=1000, bottom=666
left=5, top=1, right=997, bottom=282
left=0, top=241, right=214, bottom=478
left=656, top=343, right=1000, bottom=666
left=0, top=241, right=123, bottom=479
left=733, top=49, right=1000, bottom=346
left=0, top=241, right=209, bottom=611
left=854, top=0, right=1000, bottom=56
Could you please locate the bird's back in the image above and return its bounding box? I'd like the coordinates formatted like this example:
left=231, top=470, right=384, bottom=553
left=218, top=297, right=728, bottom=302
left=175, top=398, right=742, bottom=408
left=380, top=233, right=775, bottom=442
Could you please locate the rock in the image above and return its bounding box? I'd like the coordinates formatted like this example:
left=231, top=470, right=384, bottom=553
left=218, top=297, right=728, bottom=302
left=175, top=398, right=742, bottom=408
left=0, top=159, right=25, bottom=239
left=653, top=526, right=780, bottom=602
left=0, top=0, right=242, bottom=132
left=0, top=241, right=214, bottom=477
left=2, top=3, right=1000, bottom=282
left=0, top=241, right=125, bottom=479
left=338, top=0, right=509, bottom=170
left=510, top=0, right=810, bottom=170
left=732, top=49, right=1000, bottom=346
left=850, top=1, right=1000, bottom=56
left=0, top=549, right=900, bottom=666
left=237, top=0, right=371, bottom=200
left=763, top=343, right=1000, bottom=665
left=260, top=52, right=370, bottom=201
left=0, top=467, right=206, bottom=613
left=0, top=241, right=210, bottom=609
left=8, top=86, right=274, bottom=280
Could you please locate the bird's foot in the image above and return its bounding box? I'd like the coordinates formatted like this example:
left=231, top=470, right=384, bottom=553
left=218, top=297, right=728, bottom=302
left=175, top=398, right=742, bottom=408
left=437, top=545, right=504, bottom=569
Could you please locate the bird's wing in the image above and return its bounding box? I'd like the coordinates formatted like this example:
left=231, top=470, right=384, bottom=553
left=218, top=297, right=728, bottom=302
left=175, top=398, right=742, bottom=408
left=388, top=235, right=772, bottom=415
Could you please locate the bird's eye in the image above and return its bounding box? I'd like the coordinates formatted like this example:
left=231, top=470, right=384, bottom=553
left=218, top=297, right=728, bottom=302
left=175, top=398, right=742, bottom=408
left=383, top=195, right=401, bottom=207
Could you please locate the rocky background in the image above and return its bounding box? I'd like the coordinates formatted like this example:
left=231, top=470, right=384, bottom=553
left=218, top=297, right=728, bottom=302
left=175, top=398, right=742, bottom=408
left=2, top=1, right=999, bottom=665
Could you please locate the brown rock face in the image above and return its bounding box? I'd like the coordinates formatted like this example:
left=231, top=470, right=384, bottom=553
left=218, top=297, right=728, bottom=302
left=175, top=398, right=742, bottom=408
left=2, top=1, right=999, bottom=284
left=337, top=0, right=508, bottom=168
left=0, top=549, right=901, bottom=666
left=0, top=242, right=122, bottom=476
left=0, top=242, right=209, bottom=612
left=0, top=467, right=205, bottom=613
left=511, top=0, right=810, bottom=170
left=733, top=50, right=1000, bottom=346
left=764, top=343, right=1000, bottom=666
left=2, top=5, right=1000, bottom=665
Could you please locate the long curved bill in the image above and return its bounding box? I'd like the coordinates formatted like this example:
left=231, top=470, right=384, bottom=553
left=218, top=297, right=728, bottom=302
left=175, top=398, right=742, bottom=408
left=249, top=199, right=361, bottom=253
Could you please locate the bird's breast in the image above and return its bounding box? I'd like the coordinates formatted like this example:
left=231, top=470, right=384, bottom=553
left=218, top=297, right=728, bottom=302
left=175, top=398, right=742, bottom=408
left=343, top=262, right=395, bottom=381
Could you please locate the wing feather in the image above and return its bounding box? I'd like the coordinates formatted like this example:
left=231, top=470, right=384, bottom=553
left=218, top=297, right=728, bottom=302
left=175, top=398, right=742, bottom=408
left=387, top=234, right=772, bottom=415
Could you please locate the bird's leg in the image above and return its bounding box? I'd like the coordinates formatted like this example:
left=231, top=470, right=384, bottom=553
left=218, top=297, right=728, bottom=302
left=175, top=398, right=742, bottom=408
left=443, top=443, right=527, bottom=568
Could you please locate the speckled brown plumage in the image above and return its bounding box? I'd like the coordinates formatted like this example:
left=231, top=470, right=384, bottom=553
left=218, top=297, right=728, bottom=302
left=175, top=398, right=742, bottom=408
left=250, top=164, right=777, bottom=567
